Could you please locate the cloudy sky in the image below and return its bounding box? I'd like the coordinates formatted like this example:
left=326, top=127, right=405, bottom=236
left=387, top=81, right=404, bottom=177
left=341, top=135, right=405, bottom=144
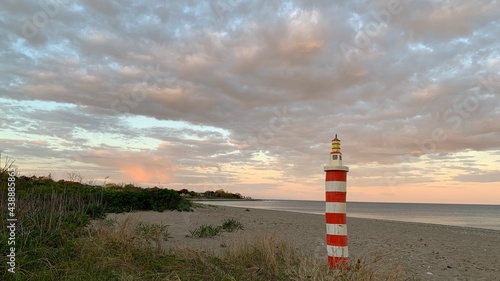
left=1, top=0, right=499, bottom=204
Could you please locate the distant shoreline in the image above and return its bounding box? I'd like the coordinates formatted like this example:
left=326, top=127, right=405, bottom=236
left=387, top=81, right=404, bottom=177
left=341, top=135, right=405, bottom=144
left=190, top=198, right=262, bottom=201
left=190, top=199, right=500, bottom=231
left=196, top=199, right=500, bottom=206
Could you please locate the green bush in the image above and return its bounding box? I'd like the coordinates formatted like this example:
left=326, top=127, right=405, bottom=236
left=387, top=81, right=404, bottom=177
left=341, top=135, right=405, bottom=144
left=101, top=188, right=189, bottom=213
left=176, top=201, right=193, bottom=212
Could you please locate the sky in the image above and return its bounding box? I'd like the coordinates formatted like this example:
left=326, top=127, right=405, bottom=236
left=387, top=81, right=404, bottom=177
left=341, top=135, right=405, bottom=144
left=1, top=0, right=499, bottom=204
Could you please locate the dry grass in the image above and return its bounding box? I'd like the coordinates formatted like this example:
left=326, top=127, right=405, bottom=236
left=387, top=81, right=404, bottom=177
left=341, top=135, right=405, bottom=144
left=88, top=215, right=141, bottom=247
left=81, top=215, right=407, bottom=280
left=217, top=233, right=405, bottom=281
left=3, top=207, right=407, bottom=280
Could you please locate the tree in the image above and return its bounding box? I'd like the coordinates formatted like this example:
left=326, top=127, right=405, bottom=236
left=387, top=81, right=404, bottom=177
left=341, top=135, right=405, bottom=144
left=215, top=189, right=226, bottom=197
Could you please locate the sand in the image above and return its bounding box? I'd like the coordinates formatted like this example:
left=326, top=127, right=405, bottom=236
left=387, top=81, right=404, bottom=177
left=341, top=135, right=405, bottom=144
left=106, top=205, right=500, bottom=280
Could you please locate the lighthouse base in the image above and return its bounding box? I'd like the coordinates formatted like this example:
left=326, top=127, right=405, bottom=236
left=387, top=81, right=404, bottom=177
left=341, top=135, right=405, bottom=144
left=328, top=256, right=348, bottom=269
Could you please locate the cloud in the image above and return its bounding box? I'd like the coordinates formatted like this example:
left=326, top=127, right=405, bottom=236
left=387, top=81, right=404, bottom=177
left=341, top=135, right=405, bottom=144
left=1, top=0, right=499, bottom=202
left=452, top=170, right=500, bottom=183
left=89, top=150, right=177, bottom=184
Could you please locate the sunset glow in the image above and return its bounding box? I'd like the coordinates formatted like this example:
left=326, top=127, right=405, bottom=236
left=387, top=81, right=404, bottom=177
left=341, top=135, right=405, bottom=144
left=1, top=1, right=499, bottom=204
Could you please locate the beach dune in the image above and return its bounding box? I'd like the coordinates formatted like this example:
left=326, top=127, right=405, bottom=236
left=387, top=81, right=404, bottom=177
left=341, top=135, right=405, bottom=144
left=107, top=205, right=500, bottom=280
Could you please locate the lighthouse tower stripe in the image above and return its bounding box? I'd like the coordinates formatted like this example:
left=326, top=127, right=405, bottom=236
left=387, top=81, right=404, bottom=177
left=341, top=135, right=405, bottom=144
left=327, top=235, right=348, bottom=246
left=325, top=213, right=346, bottom=224
left=325, top=202, right=346, bottom=213
left=325, top=169, right=348, bottom=262
left=325, top=181, right=346, bottom=191
left=328, top=256, right=348, bottom=268
left=326, top=171, right=346, bottom=181
left=326, top=224, right=347, bottom=235
left=327, top=245, right=349, bottom=257
left=326, top=191, right=346, bottom=202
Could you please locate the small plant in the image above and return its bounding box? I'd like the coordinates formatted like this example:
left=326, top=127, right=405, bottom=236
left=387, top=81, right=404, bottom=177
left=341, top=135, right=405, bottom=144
left=245, top=208, right=250, bottom=212
left=189, top=224, right=221, bottom=238
left=221, top=218, right=244, bottom=232
left=135, top=222, right=172, bottom=242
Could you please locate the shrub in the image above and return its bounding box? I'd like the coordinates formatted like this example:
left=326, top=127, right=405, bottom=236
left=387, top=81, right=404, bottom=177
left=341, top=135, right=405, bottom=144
left=221, top=218, right=244, bottom=232
left=189, top=224, right=222, bottom=238
left=101, top=187, right=190, bottom=213
left=176, top=201, right=193, bottom=212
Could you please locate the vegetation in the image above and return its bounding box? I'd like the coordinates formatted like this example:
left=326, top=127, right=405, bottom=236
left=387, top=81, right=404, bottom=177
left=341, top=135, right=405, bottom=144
left=102, top=187, right=189, bottom=213
left=188, top=224, right=222, bottom=238
left=1, top=217, right=405, bottom=280
left=135, top=221, right=172, bottom=244
left=179, top=188, right=248, bottom=199
left=3, top=173, right=192, bottom=214
left=188, top=218, right=244, bottom=238
left=221, top=218, right=244, bottom=232
left=0, top=165, right=191, bottom=280
left=0, top=164, right=405, bottom=280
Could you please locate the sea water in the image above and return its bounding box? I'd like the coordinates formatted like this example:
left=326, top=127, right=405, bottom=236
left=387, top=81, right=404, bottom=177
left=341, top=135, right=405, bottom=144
left=196, top=200, right=500, bottom=231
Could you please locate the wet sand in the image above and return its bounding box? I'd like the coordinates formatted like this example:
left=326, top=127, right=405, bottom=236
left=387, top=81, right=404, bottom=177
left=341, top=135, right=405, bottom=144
left=107, top=205, right=500, bottom=280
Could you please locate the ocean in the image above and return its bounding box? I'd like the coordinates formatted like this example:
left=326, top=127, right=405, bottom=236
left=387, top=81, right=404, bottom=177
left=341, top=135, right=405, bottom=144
left=196, top=200, right=500, bottom=231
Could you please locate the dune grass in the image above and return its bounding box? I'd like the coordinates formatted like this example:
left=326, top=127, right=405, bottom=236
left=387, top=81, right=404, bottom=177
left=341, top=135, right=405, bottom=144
left=0, top=171, right=406, bottom=280
left=3, top=214, right=405, bottom=280
left=188, top=218, right=244, bottom=238
left=221, top=218, right=244, bottom=232
left=188, top=224, right=222, bottom=238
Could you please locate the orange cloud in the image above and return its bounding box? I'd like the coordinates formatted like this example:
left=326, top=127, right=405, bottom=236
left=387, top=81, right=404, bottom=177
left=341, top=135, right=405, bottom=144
left=119, top=161, right=177, bottom=185
left=121, top=166, right=151, bottom=182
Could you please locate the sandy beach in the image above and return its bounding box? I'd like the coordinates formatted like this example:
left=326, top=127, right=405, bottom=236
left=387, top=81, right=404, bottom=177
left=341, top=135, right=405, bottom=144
left=107, top=205, right=500, bottom=280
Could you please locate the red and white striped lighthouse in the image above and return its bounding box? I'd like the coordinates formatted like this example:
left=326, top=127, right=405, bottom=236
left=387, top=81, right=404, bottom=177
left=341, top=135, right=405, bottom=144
left=324, top=134, right=349, bottom=268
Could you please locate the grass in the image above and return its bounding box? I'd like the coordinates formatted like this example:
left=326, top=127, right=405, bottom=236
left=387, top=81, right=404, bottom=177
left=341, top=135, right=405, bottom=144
left=0, top=181, right=104, bottom=280
left=0, top=170, right=408, bottom=280
left=188, top=224, right=222, bottom=238
left=221, top=218, right=244, bottom=232
left=135, top=221, right=172, bottom=249
left=7, top=215, right=404, bottom=280
left=189, top=218, right=244, bottom=238
left=0, top=204, right=407, bottom=281
left=82, top=220, right=407, bottom=280
left=0, top=169, right=190, bottom=280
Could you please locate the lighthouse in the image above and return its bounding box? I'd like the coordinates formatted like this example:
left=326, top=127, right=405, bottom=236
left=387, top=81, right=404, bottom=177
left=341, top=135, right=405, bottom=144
left=324, top=134, right=349, bottom=268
